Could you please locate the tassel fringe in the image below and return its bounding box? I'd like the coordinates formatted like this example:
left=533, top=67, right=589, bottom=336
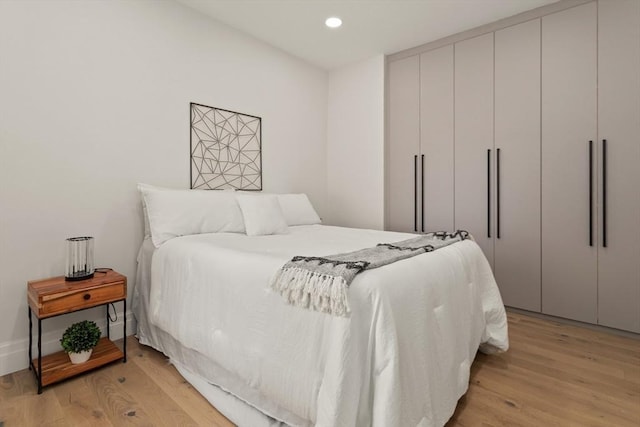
left=270, top=267, right=351, bottom=317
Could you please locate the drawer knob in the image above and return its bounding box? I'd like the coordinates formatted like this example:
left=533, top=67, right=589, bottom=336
left=83, top=293, right=91, bottom=301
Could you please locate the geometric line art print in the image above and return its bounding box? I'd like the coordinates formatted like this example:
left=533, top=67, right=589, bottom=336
left=190, top=102, right=262, bottom=190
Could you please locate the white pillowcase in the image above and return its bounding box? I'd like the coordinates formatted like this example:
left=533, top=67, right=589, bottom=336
left=236, top=194, right=289, bottom=236
left=138, top=183, right=165, bottom=238
left=277, top=193, right=321, bottom=226
left=139, top=184, right=245, bottom=247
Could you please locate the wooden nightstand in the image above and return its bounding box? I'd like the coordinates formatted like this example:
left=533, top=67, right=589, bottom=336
left=27, top=269, right=127, bottom=394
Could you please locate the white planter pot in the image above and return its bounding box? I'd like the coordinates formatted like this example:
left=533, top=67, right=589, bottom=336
left=68, top=349, right=93, bottom=364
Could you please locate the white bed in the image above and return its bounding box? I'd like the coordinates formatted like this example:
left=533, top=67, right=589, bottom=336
left=132, top=224, right=508, bottom=427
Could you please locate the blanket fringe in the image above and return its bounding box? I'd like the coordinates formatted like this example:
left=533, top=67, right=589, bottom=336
left=270, top=267, right=350, bottom=317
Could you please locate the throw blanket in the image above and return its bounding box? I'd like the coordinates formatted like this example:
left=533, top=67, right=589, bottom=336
left=270, top=230, right=469, bottom=316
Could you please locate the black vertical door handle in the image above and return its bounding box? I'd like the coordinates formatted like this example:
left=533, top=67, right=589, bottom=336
left=497, top=148, right=501, bottom=239
left=487, top=149, right=491, bottom=238
left=602, top=139, right=607, bottom=248
left=589, top=140, right=594, bottom=247
left=414, top=155, right=418, bottom=232
left=421, top=154, right=425, bottom=232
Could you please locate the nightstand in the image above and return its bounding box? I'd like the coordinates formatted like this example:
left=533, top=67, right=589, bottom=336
left=27, top=269, right=127, bottom=394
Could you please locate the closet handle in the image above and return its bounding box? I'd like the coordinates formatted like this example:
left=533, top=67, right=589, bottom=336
left=421, top=154, right=425, bottom=232
left=588, top=140, right=593, bottom=247
left=602, top=139, right=607, bottom=248
left=487, top=149, right=491, bottom=238
left=497, top=148, right=501, bottom=239
left=414, top=155, right=418, bottom=232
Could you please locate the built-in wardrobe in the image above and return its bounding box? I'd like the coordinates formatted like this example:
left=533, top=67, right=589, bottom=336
left=386, top=0, right=640, bottom=333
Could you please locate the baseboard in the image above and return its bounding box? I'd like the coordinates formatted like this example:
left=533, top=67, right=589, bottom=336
left=0, top=309, right=136, bottom=377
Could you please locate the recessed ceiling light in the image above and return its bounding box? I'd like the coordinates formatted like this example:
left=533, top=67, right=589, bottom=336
left=325, top=17, right=342, bottom=28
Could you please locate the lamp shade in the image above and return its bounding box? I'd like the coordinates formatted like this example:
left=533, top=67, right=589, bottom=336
left=65, top=237, right=94, bottom=281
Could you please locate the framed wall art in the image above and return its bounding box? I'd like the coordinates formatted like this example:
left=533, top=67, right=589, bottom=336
left=190, top=102, right=262, bottom=190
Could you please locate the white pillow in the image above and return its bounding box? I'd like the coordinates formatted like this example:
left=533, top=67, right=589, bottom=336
left=139, top=185, right=245, bottom=247
left=277, top=193, right=321, bottom=226
left=137, top=183, right=166, bottom=238
left=236, top=194, right=288, bottom=236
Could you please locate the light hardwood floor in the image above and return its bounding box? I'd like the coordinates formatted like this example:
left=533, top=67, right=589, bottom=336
left=1, top=311, right=638, bottom=426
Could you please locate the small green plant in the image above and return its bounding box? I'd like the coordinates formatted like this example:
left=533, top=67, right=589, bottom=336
left=60, top=320, right=101, bottom=353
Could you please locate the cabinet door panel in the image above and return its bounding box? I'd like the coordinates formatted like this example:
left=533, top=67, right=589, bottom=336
left=388, top=56, right=420, bottom=233
left=455, top=33, right=494, bottom=266
left=494, top=19, right=541, bottom=312
left=420, top=46, right=454, bottom=232
left=597, top=0, right=640, bottom=333
left=541, top=3, right=597, bottom=323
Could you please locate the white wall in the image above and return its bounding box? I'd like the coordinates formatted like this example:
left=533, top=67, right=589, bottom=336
left=0, top=0, right=327, bottom=375
left=326, top=55, right=385, bottom=229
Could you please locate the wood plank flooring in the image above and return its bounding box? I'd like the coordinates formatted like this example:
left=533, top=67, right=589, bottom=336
left=1, top=311, right=638, bottom=426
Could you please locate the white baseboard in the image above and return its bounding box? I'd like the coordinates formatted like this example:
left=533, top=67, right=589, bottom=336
left=0, top=309, right=136, bottom=377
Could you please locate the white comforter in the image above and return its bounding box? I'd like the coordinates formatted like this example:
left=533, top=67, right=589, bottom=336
left=149, top=225, right=508, bottom=427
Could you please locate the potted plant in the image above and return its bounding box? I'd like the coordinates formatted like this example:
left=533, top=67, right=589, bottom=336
left=60, top=320, right=101, bottom=364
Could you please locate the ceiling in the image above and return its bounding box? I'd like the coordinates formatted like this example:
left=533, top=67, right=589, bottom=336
left=178, top=0, right=558, bottom=70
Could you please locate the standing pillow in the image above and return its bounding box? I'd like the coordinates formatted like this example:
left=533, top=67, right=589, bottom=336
left=140, top=185, right=245, bottom=247
left=138, top=183, right=169, bottom=238
left=236, top=194, right=289, bottom=236
left=277, top=193, right=321, bottom=226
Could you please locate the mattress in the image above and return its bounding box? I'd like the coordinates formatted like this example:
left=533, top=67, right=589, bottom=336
left=133, top=225, right=508, bottom=426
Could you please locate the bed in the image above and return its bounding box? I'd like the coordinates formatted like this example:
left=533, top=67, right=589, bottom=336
left=132, top=186, right=508, bottom=427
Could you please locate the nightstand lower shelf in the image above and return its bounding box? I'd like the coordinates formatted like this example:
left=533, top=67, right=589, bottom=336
left=32, top=337, right=124, bottom=387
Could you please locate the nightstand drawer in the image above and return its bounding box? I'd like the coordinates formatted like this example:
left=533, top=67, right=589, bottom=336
left=38, top=282, right=125, bottom=317
left=28, top=271, right=127, bottom=318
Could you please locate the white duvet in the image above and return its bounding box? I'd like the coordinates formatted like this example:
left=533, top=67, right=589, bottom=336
left=149, top=225, right=508, bottom=427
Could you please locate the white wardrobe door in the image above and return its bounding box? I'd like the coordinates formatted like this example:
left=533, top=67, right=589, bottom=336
left=541, top=3, right=597, bottom=323
left=597, top=0, right=640, bottom=333
left=454, top=33, right=494, bottom=266
left=388, top=56, right=420, bottom=233
left=420, top=46, right=454, bottom=233
left=494, top=19, right=541, bottom=312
